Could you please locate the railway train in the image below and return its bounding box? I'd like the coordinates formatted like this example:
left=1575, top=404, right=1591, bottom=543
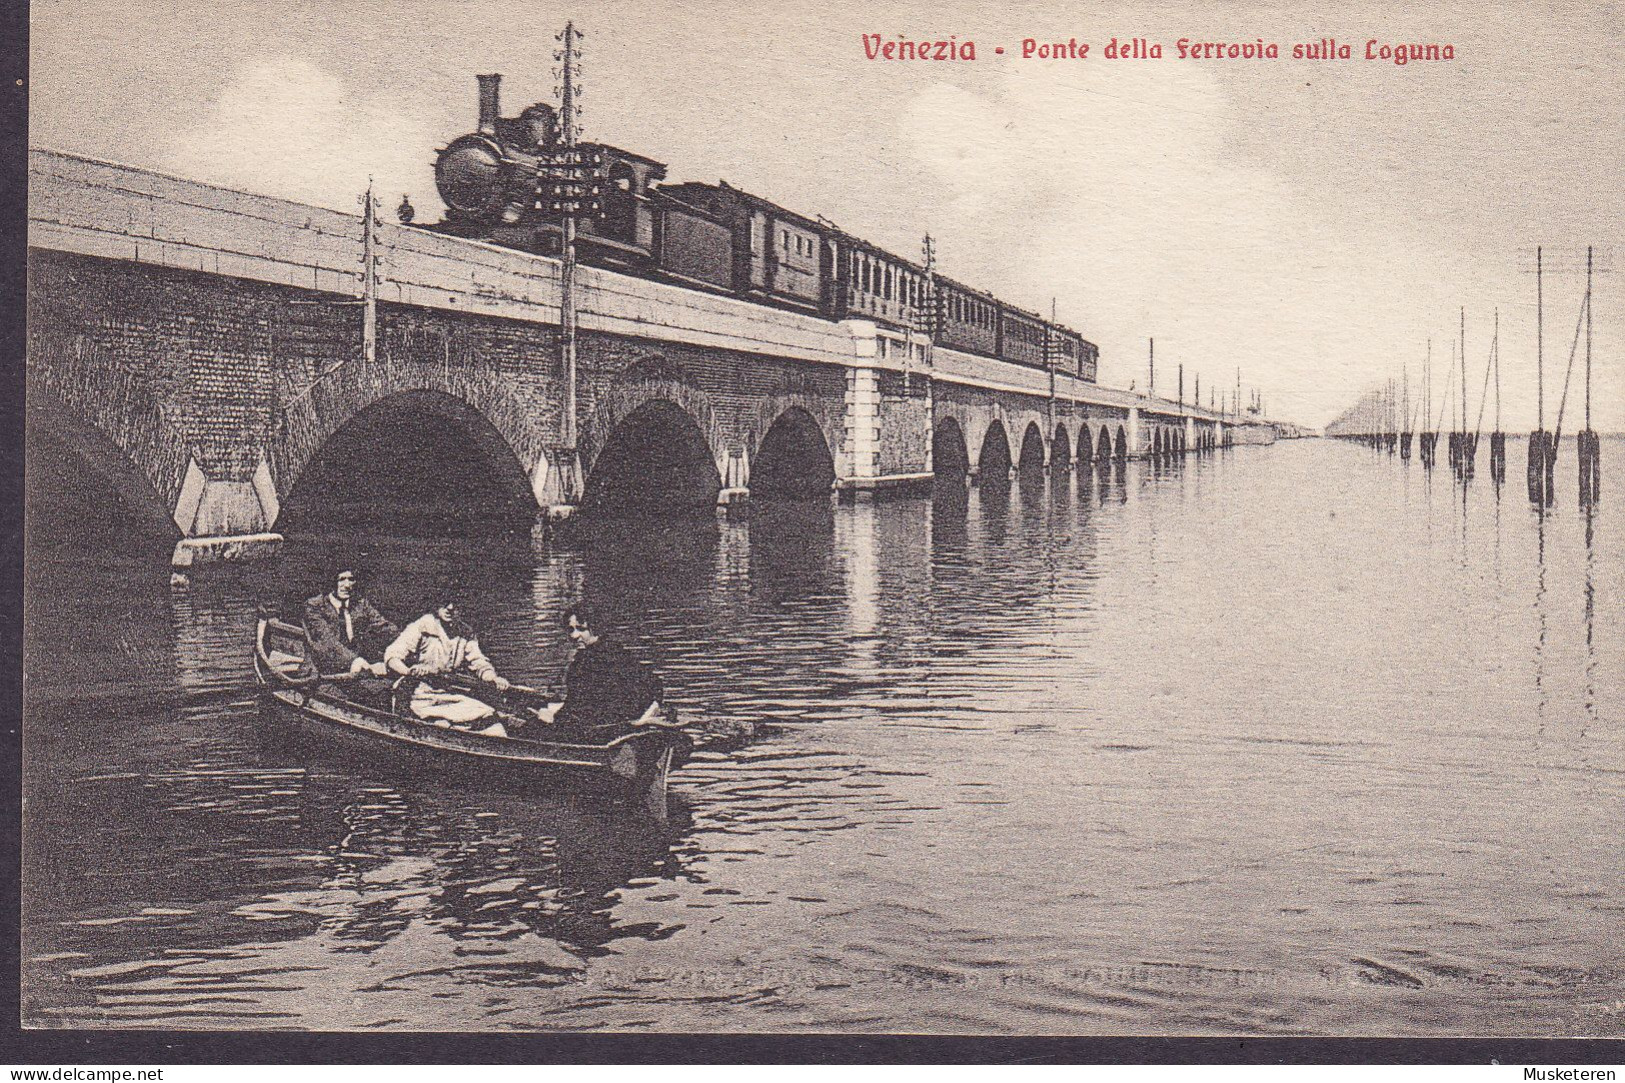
left=430, top=74, right=1099, bottom=382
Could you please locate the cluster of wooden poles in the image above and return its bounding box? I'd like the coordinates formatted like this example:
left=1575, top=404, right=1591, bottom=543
left=1527, top=247, right=1604, bottom=507
left=1345, top=246, right=1602, bottom=508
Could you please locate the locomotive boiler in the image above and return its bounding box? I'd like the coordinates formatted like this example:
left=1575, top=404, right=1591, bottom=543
left=431, top=74, right=665, bottom=267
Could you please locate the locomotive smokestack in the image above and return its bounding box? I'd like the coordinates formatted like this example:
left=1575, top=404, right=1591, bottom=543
left=476, top=74, right=501, bottom=135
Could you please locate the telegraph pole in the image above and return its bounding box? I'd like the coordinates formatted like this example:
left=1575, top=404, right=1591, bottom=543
left=918, top=233, right=938, bottom=391
left=1530, top=246, right=1548, bottom=501
left=1580, top=245, right=1600, bottom=503
left=558, top=21, right=582, bottom=452
left=1148, top=338, right=1155, bottom=397
left=1584, top=246, right=1592, bottom=435
left=1462, top=305, right=1475, bottom=471
left=1538, top=246, right=1544, bottom=436
left=920, top=233, right=939, bottom=477
left=359, top=177, right=379, bottom=369
left=1047, top=297, right=1058, bottom=466
left=923, top=235, right=936, bottom=354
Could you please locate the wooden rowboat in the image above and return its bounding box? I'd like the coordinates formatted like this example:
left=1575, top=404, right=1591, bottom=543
left=254, top=617, right=692, bottom=813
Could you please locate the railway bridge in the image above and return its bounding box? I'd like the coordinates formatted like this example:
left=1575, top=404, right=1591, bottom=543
left=27, top=150, right=1249, bottom=568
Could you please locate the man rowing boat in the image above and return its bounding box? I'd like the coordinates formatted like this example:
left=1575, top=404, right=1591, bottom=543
left=384, top=591, right=515, bottom=737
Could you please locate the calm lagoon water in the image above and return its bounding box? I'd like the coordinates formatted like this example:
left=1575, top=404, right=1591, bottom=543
left=22, top=439, right=1623, bottom=1034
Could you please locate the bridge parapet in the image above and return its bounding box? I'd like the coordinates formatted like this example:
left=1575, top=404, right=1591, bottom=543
left=28, top=149, right=865, bottom=370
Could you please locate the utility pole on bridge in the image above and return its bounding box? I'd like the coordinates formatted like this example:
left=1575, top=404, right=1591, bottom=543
left=1047, top=297, right=1058, bottom=470
left=537, top=21, right=608, bottom=517
left=916, top=233, right=938, bottom=393
left=360, top=177, right=379, bottom=369
left=558, top=21, right=582, bottom=456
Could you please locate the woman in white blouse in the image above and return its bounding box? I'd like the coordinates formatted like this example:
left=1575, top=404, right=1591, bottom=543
left=384, top=595, right=513, bottom=735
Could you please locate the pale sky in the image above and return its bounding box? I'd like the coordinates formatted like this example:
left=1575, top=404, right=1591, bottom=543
left=29, top=0, right=1625, bottom=431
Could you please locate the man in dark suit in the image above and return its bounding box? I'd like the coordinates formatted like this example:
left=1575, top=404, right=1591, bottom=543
left=303, top=568, right=399, bottom=703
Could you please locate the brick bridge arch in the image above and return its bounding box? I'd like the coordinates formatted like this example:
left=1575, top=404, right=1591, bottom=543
left=586, top=354, right=844, bottom=497
left=271, top=326, right=548, bottom=510
left=26, top=380, right=184, bottom=537
left=933, top=397, right=1051, bottom=476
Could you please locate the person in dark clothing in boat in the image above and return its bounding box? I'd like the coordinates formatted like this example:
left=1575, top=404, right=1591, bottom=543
left=303, top=567, right=398, bottom=705
left=534, top=604, right=664, bottom=736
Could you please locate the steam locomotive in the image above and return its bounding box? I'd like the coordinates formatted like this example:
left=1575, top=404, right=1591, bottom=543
left=430, top=75, right=1099, bottom=382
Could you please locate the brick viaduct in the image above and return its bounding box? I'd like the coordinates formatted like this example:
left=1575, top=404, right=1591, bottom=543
left=27, top=150, right=1265, bottom=568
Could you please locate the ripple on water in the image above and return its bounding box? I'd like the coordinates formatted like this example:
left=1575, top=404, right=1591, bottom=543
left=22, top=442, right=1625, bottom=1033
